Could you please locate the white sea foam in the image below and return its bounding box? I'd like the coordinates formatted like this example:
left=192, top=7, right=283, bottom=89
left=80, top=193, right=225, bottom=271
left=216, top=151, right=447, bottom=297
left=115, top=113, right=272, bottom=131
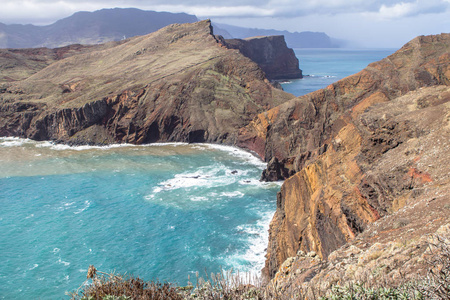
left=190, top=196, right=209, bottom=202
left=0, top=140, right=27, bottom=147
left=220, top=191, right=244, bottom=198
left=145, top=142, right=189, bottom=147
left=227, top=211, right=274, bottom=275
left=28, top=264, right=39, bottom=271
left=37, top=141, right=189, bottom=151
left=192, top=143, right=267, bottom=169
left=152, top=164, right=236, bottom=193
left=74, top=200, right=91, bottom=214
left=0, top=137, right=32, bottom=147
left=57, top=258, right=70, bottom=266
left=239, top=178, right=283, bottom=188
left=225, top=169, right=248, bottom=176
left=306, top=74, right=336, bottom=79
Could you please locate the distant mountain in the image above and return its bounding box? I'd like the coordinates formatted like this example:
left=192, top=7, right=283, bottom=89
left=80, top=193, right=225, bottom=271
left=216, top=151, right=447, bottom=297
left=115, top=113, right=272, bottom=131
left=213, top=23, right=343, bottom=48
left=0, top=8, right=198, bottom=48
left=0, top=8, right=341, bottom=49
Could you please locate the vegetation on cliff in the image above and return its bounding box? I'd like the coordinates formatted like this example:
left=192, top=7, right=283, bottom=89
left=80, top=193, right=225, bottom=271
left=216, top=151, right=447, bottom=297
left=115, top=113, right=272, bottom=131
left=70, top=233, right=449, bottom=299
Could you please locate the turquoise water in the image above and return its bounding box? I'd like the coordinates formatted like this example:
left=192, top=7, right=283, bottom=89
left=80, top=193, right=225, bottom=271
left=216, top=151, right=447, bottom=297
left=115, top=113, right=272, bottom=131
left=0, top=138, right=280, bottom=299
left=282, top=48, right=397, bottom=96
left=0, top=48, right=398, bottom=299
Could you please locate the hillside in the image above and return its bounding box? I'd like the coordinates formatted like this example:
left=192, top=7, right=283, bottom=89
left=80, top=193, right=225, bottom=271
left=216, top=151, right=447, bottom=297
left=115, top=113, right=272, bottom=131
left=237, top=33, right=450, bottom=289
left=0, top=20, right=294, bottom=145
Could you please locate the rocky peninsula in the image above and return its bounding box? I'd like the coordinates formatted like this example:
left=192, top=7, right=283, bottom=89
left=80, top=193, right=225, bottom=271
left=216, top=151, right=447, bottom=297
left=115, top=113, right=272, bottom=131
left=0, top=20, right=295, bottom=145
left=1, top=20, right=449, bottom=298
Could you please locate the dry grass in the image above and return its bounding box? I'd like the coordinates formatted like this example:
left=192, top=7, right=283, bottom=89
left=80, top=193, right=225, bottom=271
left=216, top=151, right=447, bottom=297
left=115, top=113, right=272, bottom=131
left=70, top=235, right=450, bottom=299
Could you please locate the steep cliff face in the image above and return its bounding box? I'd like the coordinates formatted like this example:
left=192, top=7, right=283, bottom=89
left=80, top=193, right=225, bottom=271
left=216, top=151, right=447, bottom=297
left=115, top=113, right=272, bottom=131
left=223, top=36, right=303, bottom=80
left=235, top=33, right=450, bottom=279
left=0, top=20, right=294, bottom=144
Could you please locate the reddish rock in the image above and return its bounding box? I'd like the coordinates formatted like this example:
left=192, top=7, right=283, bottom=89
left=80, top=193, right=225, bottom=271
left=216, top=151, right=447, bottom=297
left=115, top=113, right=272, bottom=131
left=237, top=33, right=450, bottom=280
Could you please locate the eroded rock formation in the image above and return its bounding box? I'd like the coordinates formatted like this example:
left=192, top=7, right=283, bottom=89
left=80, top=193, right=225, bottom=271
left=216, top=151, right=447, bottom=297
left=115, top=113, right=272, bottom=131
left=1, top=20, right=449, bottom=295
left=236, top=33, right=450, bottom=279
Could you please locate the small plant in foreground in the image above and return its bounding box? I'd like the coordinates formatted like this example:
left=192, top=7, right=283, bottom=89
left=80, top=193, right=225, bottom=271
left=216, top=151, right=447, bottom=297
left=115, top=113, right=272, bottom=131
left=69, top=265, right=182, bottom=300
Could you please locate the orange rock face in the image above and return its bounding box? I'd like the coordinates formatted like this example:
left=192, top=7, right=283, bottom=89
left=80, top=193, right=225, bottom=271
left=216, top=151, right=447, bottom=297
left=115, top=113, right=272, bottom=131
left=237, top=33, right=450, bottom=279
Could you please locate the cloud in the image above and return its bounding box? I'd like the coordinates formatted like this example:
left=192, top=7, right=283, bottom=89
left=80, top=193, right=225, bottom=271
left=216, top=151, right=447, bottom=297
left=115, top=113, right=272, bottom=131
left=0, top=0, right=448, bottom=25
left=0, top=1, right=104, bottom=24
left=370, top=0, right=450, bottom=20
left=145, top=4, right=275, bottom=17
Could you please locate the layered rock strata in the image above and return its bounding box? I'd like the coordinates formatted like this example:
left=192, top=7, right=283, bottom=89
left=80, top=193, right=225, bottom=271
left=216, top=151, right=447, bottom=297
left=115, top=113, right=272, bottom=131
left=0, top=20, right=294, bottom=144
left=236, top=33, right=450, bottom=279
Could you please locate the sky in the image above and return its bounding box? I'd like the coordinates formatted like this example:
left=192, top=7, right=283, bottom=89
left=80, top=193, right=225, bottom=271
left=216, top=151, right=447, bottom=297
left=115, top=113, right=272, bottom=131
left=0, top=0, right=449, bottom=48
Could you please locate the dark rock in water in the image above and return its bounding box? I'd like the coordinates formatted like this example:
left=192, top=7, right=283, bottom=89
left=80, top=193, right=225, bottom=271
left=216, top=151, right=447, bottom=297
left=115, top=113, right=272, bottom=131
left=222, top=35, right=302, bottom=80
left=260, top=157, right=282, bottom=181
left=231, top=170, right=238, bottom=174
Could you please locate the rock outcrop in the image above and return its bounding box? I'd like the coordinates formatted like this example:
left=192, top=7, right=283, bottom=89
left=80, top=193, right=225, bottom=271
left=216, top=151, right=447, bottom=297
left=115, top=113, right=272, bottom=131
left=223, top=36, right=302, bottom=80
left=237, top=33, right=450, bottom=279
left=0, top=20, right=294, bottom=144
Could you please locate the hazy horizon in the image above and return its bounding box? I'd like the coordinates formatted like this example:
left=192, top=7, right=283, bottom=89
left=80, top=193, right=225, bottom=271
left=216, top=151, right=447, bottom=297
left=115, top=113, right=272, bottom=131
left=0, top=0, right=449, bottom=48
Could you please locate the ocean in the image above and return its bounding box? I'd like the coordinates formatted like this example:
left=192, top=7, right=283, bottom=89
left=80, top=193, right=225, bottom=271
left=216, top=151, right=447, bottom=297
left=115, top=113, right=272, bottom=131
left=0, top=48, right=396, bottom=299
left=282, top=48, right=396, bottom=96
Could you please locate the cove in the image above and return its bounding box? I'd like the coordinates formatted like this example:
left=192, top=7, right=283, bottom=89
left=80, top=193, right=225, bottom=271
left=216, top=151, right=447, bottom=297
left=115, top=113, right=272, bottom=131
left=0, top=138, right=281, bottom=299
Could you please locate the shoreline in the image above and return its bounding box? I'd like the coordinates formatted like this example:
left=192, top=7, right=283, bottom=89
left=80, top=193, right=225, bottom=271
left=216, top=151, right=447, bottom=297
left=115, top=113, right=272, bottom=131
left=0, top=136, right=281, bottom=292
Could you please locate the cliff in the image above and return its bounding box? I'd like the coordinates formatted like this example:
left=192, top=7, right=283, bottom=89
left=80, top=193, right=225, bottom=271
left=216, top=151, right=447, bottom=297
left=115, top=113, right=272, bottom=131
left=237, top=33, right=450, bottom=279
left=1, top=19, right=449, bottom=296
left=223, top=36, right=303, bottom=80
left=0, top=20, right=294, bottom=145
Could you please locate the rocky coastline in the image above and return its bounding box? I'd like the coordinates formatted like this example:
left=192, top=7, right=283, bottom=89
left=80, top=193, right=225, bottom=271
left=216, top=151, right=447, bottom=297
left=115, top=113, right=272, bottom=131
left=1, top=20, right=449, bottom=297
left=236, top=33, right=450, bottom=286
left=0, top=20, right=295, bottom=146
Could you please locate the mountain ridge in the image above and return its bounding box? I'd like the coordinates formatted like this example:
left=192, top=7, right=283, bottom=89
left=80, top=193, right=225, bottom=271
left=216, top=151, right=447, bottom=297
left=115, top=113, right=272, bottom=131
left=0, top=8, right=338, bottom=49
left=235, top=33, right=450, bottom=283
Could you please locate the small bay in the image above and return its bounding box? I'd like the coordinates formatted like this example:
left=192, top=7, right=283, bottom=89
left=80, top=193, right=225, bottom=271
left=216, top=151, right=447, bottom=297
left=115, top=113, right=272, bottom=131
left=0, top=138, right=280, bottom=299
left=0, top=48, right=397, bottom=299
